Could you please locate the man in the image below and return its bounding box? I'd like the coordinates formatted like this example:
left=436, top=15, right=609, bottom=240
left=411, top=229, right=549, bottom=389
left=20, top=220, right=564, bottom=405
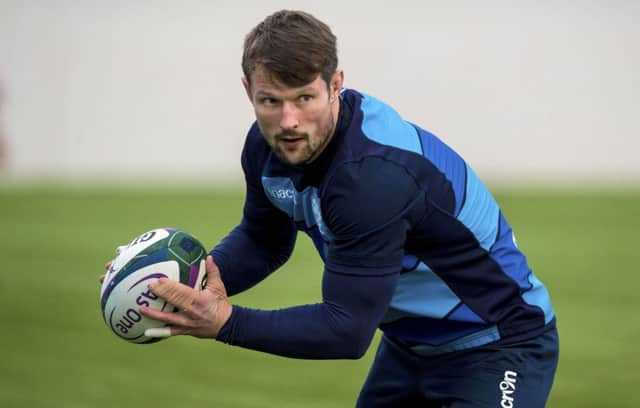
left=129, top=10, right=558, bottom=407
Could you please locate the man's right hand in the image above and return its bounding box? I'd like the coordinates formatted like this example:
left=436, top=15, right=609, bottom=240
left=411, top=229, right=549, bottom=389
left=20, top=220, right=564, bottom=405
left=100, top=245, right=127, bottom=283
left=140, top=256, right=232, bottom=339
left=99, top=262, right=110, bottom=283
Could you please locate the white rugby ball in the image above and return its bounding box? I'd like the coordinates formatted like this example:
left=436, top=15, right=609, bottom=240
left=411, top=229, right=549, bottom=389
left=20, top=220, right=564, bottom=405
left=100, top=228, right=207, bottom=343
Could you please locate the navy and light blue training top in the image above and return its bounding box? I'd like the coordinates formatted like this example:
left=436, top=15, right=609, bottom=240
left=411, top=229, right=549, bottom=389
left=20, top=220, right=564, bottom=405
left=212, top=88, right=555, bottom=359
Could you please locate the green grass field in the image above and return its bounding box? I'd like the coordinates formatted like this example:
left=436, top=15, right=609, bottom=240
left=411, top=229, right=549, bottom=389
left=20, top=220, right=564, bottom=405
left=0, top=185, right=638, bottom=407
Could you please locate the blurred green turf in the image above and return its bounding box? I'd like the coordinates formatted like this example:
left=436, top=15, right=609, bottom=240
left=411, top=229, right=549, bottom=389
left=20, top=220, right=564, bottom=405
left=0, top=185, right=638, bottom=407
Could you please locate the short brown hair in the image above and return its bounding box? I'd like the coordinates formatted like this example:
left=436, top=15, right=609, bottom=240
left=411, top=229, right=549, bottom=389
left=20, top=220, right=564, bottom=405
left=242, top=10, right=338, bottom=88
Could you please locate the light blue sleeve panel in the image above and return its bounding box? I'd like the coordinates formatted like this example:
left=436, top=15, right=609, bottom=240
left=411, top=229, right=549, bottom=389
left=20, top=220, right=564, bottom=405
left=523, top=273, right=555, bottom=324
left=456, top=164, right=500, bottom=252
left=491, top=213, right=555, bottom=324
left=359, top=93, right=423, bottom=155
left=359, top=91, right=467, bottom=217
left=387, top=262, right=461, bottom=320
left=415, top=127, right=467, bottom=216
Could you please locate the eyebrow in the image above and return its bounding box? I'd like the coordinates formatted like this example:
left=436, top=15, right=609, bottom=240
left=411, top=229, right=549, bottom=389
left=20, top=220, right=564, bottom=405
left=255, top=91, right=277, bottom=98
left=296, top=87, right=318, bottom=94
left=255, top=87, right=318, bottom=98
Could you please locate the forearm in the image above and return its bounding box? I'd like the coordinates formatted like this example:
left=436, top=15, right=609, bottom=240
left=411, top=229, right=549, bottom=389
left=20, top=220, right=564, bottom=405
left=217, top=304, right=369, bottom=359
left=216, top=269, right=397, bottom=359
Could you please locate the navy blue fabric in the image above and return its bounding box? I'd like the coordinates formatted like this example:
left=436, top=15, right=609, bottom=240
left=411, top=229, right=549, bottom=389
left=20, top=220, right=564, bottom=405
left=323, top=156, right=424, bottom=272
left=213, top=88, right=555, bottom=359
left=356, top=328, right=559, bottom=407
left=217, top=265, right=398, bottom=359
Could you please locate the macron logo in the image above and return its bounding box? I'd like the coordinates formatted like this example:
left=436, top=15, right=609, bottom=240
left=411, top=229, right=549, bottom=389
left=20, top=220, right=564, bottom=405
left=500, top=370, right=518, bottom=408
left=267, top=188, right=295, bottom=200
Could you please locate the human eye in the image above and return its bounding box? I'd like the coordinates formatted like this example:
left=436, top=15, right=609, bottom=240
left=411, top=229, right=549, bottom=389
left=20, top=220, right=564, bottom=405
left=259, top=97, right=279, bottom=106
left=298, top=94, right=314, bottom=103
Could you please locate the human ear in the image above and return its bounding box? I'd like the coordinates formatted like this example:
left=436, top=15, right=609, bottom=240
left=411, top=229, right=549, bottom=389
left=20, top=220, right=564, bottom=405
left=330, top=70, right=344, bottom=101
left=241, top=77, right=253, bottom=103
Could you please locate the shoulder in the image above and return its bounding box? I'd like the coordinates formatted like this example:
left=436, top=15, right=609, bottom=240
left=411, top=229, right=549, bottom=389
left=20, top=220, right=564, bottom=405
left=242, top=122, right=270, bottom=158
left=241, top=122, right=271, bottom=180
left=321, top=156, right=422, bottom=238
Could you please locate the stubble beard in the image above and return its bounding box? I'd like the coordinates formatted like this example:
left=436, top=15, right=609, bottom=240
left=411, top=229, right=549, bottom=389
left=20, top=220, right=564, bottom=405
left=272, top=132, right=312, bottom=166
left=270, top=110, right=335, bottom=167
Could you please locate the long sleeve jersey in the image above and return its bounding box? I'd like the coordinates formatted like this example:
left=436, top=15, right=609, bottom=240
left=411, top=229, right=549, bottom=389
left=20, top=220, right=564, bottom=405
left=212, top=88, right=555, bottom=359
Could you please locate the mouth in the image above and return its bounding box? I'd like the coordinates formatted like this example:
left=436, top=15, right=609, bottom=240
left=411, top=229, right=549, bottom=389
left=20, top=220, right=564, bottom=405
left=278, top=135, right=306, bottom=149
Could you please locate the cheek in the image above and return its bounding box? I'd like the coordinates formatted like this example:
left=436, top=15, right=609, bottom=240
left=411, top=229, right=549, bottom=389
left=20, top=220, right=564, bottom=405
left=256, top=109, right=276, bottom=123
left=255, top=110, right=280, bottom=134
left=305, top=106, right=330, bottom=130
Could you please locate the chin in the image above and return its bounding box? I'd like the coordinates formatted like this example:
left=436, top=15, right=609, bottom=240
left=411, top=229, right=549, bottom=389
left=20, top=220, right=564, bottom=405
left=274, top=149, right=310, bottom=166
left=284, top=157, right=307, bottom=166
left=274, top=152, right=300, bottom=166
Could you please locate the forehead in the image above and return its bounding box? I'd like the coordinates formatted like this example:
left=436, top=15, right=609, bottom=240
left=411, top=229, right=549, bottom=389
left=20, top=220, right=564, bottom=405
left=250, top=66, right=325, bottom=96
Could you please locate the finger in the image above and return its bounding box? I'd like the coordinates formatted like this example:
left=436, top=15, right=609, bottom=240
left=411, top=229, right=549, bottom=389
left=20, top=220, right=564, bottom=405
left=105, top=261, right=112, bottom=271
left=205, top=256, right=222, bottom=288
left=144, top=327, right=172, bottom=338
left=145, top=326, right=189, bottom=338
left=140, top=305, right=193, bottom=327
left=149, top=278, right=196, bottom=310
left=99, top=274, right=105, bottom=283
left=205, top=256, right=228, bottom=301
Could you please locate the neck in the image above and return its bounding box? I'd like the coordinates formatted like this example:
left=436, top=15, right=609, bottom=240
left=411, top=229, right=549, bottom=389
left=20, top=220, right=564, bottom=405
left=305, top=95, right=341, bottom=165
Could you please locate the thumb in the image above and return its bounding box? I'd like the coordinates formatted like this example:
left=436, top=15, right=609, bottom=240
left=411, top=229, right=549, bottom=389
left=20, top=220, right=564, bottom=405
left=205, top=255, right=222, bottom=286
left=204, top=255, right=227, bottom=297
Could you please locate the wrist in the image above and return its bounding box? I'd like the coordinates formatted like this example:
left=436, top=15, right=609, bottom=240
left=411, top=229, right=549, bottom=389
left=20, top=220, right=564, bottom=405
left=214, top=302, right=233, bottom=338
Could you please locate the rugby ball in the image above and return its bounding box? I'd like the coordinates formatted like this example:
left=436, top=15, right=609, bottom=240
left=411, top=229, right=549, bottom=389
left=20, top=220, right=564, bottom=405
left=99, top=228, right=207, bottom=343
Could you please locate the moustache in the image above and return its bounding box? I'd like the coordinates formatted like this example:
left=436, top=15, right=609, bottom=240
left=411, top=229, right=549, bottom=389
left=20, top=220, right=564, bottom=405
left=276, top=131, right=308, bottom=141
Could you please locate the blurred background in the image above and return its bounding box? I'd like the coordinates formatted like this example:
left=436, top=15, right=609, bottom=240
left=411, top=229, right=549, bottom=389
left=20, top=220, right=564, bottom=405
left=1, top=1, right=638, bottom=407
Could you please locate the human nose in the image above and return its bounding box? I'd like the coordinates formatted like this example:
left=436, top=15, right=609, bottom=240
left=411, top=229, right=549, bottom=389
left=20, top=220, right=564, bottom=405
left=279, top=101, right=299, bottom=130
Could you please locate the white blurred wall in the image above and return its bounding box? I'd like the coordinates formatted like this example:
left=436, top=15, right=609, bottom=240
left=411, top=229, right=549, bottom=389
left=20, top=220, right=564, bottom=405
left=0, top=0, right=638, bottom=184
